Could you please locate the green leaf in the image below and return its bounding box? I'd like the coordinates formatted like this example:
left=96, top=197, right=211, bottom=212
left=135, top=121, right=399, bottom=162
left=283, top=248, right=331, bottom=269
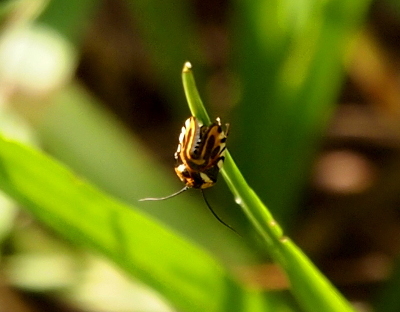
left=0, top=136, right=266, bottom=312
left=182, top=63, right=356, bottom=312
left=182, top=62, right=212, bottom=125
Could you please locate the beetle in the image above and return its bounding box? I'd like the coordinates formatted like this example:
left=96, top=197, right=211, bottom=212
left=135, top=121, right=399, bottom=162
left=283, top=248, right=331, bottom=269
left=140, top=116, right=236, bottom=233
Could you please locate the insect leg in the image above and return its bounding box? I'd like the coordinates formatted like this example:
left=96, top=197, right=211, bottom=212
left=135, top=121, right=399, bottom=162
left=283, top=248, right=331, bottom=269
left=201, top=189, right=240, bottom=236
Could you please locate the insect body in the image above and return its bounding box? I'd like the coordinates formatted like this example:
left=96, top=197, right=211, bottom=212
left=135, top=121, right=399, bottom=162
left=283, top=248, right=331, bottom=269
left=174, top=116, right=228, bottom=189
left=140, top=116, right=236, bottom=233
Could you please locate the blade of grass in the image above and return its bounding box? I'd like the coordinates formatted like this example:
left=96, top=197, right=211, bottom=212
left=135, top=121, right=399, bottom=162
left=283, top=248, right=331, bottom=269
left=182, top=62, right=356, bottom=312
left=0, top=135, right=269, bottom=312
left=231, top=0, right=372, bottom=225
left=182, top=61, right=211, bottom=125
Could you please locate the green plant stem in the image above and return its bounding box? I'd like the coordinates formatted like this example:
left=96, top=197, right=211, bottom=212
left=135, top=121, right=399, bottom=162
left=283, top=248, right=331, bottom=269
left=182, top=62, right=356, bottom=312
left=182, top=62, right=211, bottom=125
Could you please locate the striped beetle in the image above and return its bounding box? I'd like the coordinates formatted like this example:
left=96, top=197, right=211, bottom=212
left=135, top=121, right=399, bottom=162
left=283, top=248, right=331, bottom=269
left=140, top=116, right=236, bottom=233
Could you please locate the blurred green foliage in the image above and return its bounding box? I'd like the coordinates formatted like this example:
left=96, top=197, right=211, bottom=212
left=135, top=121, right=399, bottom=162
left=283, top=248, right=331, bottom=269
left=0, top=0, right=380, bottom=311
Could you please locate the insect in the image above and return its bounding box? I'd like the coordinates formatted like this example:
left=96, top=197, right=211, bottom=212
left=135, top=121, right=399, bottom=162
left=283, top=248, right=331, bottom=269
left=140, top=116, right=236, bottom=233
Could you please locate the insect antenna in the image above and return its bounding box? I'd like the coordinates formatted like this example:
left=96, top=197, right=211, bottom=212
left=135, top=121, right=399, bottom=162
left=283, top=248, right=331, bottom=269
left=139, top=186, right=189, bottom=201
left=201, top=190, right=240, bottom=236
